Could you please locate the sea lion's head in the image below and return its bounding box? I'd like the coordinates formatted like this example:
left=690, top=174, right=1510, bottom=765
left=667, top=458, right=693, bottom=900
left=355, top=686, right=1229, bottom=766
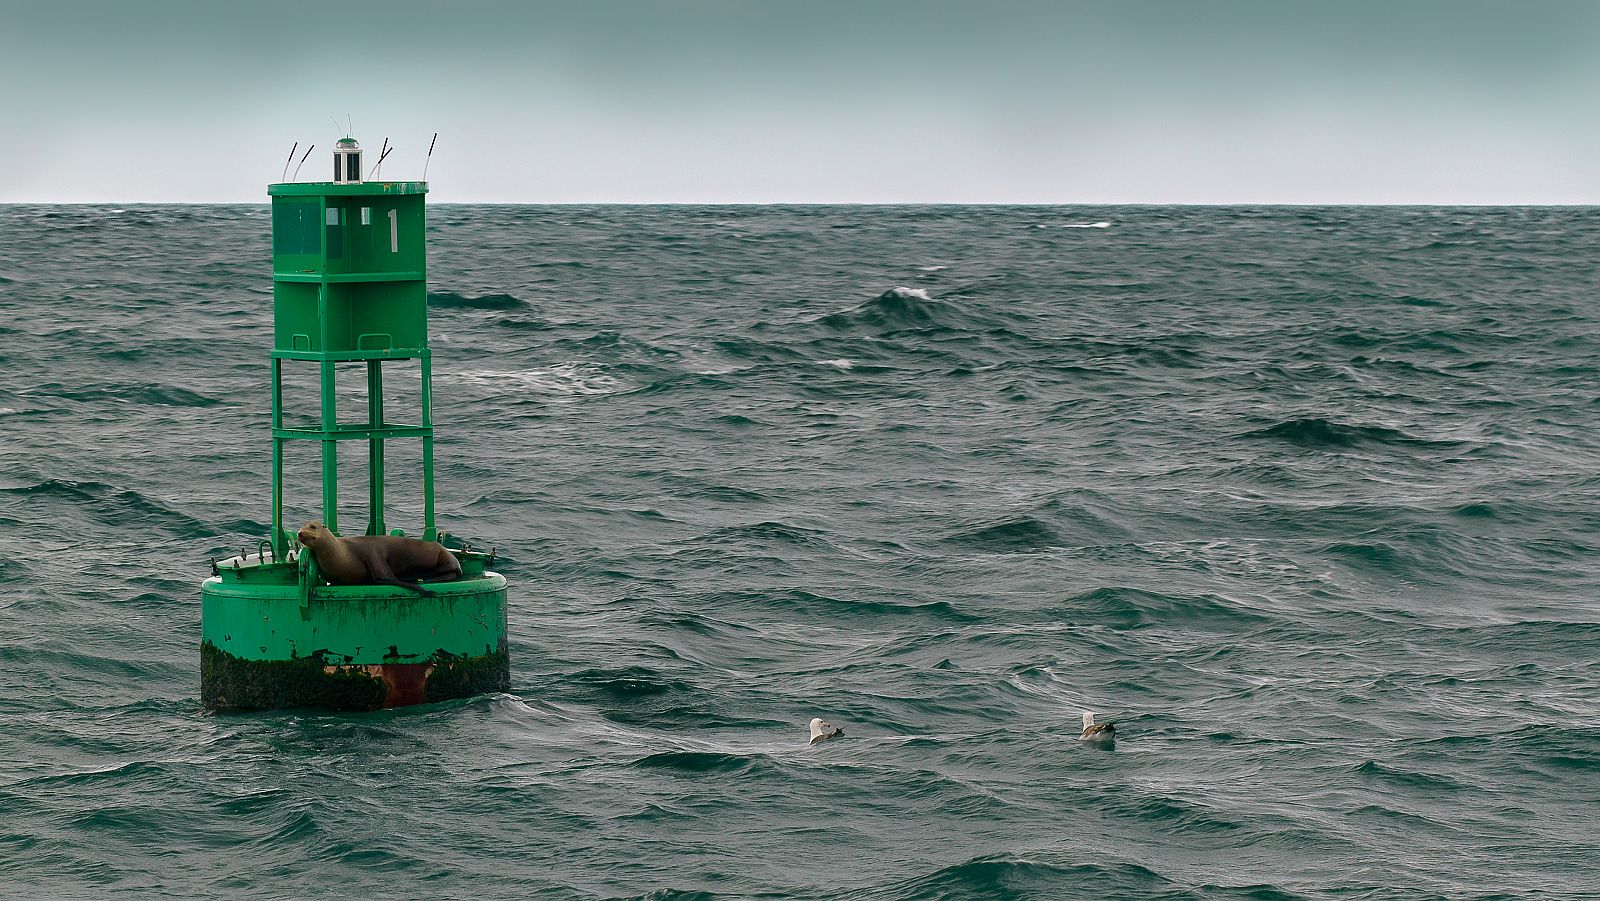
left=297, top=521, right=334, bottom=547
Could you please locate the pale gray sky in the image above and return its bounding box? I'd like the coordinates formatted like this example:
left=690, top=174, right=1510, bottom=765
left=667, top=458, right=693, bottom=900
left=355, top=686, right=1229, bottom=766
left=3, top=0, right=1598, bottom=203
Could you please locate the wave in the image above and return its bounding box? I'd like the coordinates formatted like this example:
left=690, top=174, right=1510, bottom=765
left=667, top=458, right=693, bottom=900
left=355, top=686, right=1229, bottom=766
left=712, top=336, right=810, bottom=364
left=1350, top=759, right=1468, bottom=792
left=746, top=589, right=980, bottom=623
left=643, top=472, right=769, bottom=502
left=427, top=291, right=530, bottom=310
left=848, top=853, right=1178, bottom=901
left=448, top=362, right=626, bottom=398
left=22, top=383, right=223, bottom=408
left=0, top=479, right=216, bottom=537
left=1240, top=417, right=1460, bottom=449
left=689, top=520, right=836, bottom=548
left=818, top=287, right=987, bottom=332
left=1319, top=540, right=1410, bottom=572
left=0, top=553, right=25, bottom=583
left=1062, top=586, right=1270, bottom=630
left=945, top=516, right=1063, bottom=552
left=630, top=750, right=764, bottom=775
left=1098, top=791, right=1249, bottom=834
left=565, top=666, right=695, bottom=699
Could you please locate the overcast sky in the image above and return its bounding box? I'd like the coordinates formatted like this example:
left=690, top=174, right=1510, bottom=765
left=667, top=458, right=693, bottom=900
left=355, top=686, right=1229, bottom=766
left=3, top=0, right=1598, bottom=203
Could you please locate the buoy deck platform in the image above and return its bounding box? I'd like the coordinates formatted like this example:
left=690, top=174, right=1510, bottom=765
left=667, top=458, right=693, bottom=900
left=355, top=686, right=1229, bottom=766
left=202, top=547, right=508, bottom=710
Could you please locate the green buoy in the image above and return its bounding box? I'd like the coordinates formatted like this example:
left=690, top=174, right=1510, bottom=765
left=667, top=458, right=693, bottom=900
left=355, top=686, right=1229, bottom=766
left=201, top=138, right=509, bottom=711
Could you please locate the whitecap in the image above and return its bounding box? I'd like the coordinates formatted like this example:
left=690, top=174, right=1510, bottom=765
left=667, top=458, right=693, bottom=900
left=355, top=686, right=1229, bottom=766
left=816, top=359, right=854, bottom=370
left=917, top=265, right=948, bottom=272
left=687, top=362, right=745, bottom=376
left=1061, top=221, right=1111, bottom=229
left=886, top=286, right=933, bottom=301
left=449, top=362, right=625, bottom=399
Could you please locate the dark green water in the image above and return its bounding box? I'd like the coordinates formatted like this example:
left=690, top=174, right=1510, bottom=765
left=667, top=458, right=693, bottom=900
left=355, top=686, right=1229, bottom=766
left=1, top=205, right=1597, bottom=899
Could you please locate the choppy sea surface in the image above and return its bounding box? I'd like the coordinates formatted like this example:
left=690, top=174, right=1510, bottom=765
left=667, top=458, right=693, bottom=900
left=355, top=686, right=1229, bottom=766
left=1, top=204, right=1597, bottom=899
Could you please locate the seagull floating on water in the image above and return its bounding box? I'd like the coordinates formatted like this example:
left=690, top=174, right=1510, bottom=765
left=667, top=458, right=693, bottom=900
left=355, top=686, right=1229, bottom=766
left=809, top=717, right=843, bottom=745
left=1080, top=711, right=1116, bottom=742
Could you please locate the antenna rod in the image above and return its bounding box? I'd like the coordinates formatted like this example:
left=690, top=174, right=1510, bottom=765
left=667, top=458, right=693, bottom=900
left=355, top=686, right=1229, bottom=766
left=373, top=137, right=390, bottom=178
left=291, top=144, right=315, bottom=181
left=372, top=146, right=393, bottom=177
left=422, top=132, right=438, bottom=181
left=281, top=142, right=298, bottom=183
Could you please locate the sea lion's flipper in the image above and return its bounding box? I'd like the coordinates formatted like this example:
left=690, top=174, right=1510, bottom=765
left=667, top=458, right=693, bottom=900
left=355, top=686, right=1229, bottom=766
left=363, top=555, right=433, bottom=595
left=414, top=564, right=462, bottom=583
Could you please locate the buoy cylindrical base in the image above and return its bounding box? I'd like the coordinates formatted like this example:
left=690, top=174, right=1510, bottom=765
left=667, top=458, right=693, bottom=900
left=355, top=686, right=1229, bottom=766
left=201, top=572, right=509, bottom=711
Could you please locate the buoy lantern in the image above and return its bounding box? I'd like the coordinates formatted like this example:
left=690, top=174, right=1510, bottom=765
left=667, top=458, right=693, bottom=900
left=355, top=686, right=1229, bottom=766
left=200, top=135, right=510, bottom=711
left=333, top=136, right=362, bottom=184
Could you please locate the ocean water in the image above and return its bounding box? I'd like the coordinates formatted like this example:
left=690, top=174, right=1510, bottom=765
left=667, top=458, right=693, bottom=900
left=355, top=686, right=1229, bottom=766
left=1, top=204, right=1597, bottom=899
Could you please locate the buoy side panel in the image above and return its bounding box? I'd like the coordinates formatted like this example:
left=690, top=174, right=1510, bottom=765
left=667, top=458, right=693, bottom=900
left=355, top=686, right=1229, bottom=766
left=199, top=574, right=510, bottom=711
left=201, top=574, right=506, bottom=663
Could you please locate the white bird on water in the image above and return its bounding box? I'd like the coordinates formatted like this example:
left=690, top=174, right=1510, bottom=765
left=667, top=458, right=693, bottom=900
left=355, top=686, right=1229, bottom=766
left=809, top=717, right=843, bottom=745
left=1080, top=711, right=1116, bottom=743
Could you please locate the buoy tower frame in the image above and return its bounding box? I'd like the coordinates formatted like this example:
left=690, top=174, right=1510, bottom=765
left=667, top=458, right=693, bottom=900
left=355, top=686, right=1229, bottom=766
left=199, top=138, right=510, bottom=711
left=264, top=179, right=438, bottom=552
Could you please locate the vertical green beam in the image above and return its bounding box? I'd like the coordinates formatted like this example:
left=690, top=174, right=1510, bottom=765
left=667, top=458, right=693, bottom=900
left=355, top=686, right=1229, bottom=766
left=271, top=357, right=285, bottom=556
left=421, top=352, right=436, bottom=541
left=367, top=360, right=385, bottom=536
left=320, top=360, right=338, bottom=533
left=318, top=284, right=338, bottom=533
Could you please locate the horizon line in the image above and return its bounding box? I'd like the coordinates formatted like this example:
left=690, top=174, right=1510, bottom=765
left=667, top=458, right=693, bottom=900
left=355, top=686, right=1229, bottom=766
left=3, top=200, right=1598, bottom=208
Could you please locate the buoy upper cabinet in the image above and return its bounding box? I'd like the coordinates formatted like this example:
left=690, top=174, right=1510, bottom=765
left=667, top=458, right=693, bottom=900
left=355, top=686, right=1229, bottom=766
left=267, top=181, right=428, bottom=355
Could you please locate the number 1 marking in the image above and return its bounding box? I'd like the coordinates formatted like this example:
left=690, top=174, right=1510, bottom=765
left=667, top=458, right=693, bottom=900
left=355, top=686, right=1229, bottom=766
left=387, top=208, right=399, bottom=253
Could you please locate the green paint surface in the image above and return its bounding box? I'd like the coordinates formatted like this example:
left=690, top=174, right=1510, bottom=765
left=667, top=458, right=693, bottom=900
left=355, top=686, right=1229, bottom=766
left=201, top=574, right=508, bottom=664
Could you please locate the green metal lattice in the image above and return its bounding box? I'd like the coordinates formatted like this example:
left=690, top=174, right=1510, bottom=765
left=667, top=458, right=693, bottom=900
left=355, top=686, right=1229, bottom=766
left=265, top=180, right=433, bottom=554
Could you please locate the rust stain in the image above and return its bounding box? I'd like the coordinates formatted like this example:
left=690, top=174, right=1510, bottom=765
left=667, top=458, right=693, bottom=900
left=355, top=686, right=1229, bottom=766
left=323, top=663, right=436, bottom=707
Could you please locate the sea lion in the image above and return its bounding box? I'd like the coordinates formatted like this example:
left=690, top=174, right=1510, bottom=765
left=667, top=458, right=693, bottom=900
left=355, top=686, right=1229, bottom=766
left=1080, top=711, right=1115, bottom=743
left=809, top=717, right=843, bottom=745
left=296, top=522, right=461, bottom=595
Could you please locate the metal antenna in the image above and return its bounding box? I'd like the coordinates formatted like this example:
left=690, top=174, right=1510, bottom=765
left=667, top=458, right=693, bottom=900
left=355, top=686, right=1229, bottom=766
left=291, top=144, right=315, bottom=181
left=372, top=145, right=393, bottom=178
left=281, top=142, right=298, bottom=183
left=330, top=114, right=343, bottom=135
left=422, top=132, right=438, bottom=181
left=372, top=137, right=389, bottom=178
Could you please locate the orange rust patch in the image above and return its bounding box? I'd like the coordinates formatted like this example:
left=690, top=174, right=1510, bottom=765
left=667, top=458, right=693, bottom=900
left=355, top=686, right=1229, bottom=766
left=324, top=663, right=436, bottom=707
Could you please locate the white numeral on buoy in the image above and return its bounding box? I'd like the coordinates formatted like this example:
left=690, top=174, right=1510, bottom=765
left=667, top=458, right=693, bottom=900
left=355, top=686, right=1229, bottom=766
left=388, top=208, right=399, bottom=253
